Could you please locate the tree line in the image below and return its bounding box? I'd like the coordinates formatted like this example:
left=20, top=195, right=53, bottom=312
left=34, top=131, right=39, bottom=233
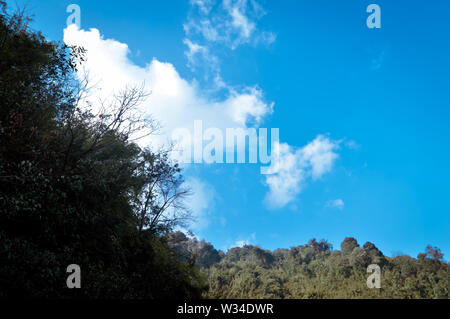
left=168, top=232, right=449, bottom=299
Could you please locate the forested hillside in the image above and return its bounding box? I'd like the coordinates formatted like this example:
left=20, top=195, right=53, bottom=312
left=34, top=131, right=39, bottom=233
left=0, top=2, right=205, bottom=298
left=167, top=232, right=450, bottom=299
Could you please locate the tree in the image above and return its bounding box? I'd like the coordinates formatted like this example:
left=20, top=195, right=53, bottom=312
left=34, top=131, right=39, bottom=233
left=193, top=240, right=222, bottom=268
left=363, top=242, right=383, bottom=258
left=348, top=247, right=370, bottom=267
left=341, top=237, right=359, bottom=256
left=0, top=4, right=205, bottom=298
left=425, top=245, right=444, bottom=261
left=133, top=148, right=191, bottom=234
left=308, top=238, right=333, bottom=255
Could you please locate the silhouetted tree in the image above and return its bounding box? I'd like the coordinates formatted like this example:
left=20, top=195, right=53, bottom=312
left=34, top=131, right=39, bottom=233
left=0, top=4, right=205, bottom=298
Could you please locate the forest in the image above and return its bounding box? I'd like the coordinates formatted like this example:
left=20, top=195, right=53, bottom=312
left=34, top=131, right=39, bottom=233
left=167, top=232, right=450, bottom=299
left=0, top=2, right=448, bottom=299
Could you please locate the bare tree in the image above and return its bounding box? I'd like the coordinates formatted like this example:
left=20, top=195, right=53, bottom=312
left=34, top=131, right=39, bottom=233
left=134, top=147, right=192, bottom=234
left=58, top=81, right=159, bottom=171
left=60, top=48, right=190, bottom=234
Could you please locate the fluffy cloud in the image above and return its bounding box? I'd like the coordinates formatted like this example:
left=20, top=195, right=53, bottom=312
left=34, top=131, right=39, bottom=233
left=63, top=25, right=274, bottom=227
left=264, top=135, right=340, bottom=209
left=63, top=20, right=342, bottom=217
left=264, top=142, right=306, bottom=208
left=184, top=177, right=216, bottom=230
left=63, top=25, right=272, bottom=147
left=301, top=135, right=340, bottom=180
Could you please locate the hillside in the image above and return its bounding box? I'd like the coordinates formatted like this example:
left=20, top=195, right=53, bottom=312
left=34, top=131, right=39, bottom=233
left=167, top=232, right=450, bottom=299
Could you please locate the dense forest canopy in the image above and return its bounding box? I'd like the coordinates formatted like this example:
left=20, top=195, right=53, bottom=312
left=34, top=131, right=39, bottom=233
left=167, top=232, right=449, bottom=299
left=0, top=2, right=448, bottom=299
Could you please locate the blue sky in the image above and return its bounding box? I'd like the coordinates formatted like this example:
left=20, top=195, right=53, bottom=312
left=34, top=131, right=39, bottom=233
left=11, top=0, right=450, bottom=258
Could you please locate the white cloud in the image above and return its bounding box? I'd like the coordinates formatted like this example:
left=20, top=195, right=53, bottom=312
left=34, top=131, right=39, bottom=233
left=227, top=87, right=274, bottom=126
left=183, top=38, right=208, bottom=65
left=63, top=25, right=273, bottom=149
left=326, top=199, right=345, bottom=210
left=63, top=19, right=343, bottom=218
left=183, top=38, right=221, bottom=81
left=264, top=135, right=340, bottom=209
left=63, top=25, right=274, bottom=230
left=190, top=0, right=215, bottom=15
left=185, top=0, right=275, bottom=49
left=183, top=0, right=276, bottom=85
left=184, top=177, right=216, bottom=230
left=235, top=240, right=248, bottom=247
left=264, top=142, right=305, bottom=208
left=301, top=135, right=340, bottom=180
left=225, top=0, right=256, bottom=40
left=234, top=233, right=256, bottom=248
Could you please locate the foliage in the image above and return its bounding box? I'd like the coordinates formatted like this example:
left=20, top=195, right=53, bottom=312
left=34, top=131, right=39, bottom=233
left=0, top=4, right=205, bottom=298
left=172, top=235, right=449, bottom=299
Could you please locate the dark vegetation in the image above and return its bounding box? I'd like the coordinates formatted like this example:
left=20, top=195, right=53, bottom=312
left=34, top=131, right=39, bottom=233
left=0, top=2, right=205, bottom=298
left=0, top=2, right=448, bottom=299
